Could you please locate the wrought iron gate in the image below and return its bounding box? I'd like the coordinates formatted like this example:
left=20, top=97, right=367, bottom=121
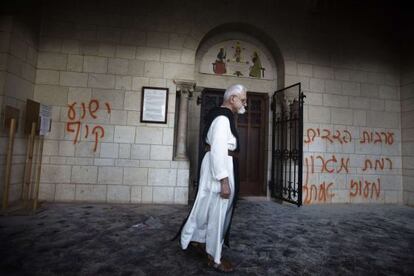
left=270, top=83, right=305, bottom=206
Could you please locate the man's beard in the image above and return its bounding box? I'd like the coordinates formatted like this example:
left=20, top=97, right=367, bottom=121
left=238, top=106, right=246, bottom=114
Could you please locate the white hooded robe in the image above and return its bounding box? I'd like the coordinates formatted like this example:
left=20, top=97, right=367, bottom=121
left=180, top=115, right=236, bottom=264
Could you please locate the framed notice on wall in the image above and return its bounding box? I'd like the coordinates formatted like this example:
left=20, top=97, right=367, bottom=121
left=140, top=86, right=169, bottom=124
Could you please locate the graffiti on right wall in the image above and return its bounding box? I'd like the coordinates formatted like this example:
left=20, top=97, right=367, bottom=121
left=303, top=127, right=396, bottom=204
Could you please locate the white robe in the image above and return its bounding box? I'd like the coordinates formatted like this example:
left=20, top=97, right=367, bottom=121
left=180, top=115, right=237, bottom=264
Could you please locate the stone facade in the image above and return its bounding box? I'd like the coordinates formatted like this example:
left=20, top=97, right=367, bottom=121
left=0, top=0, right=411, bottom=205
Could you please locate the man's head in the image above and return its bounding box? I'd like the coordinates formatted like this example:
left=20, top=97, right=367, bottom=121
left=223, top=84, right=247, bottom=114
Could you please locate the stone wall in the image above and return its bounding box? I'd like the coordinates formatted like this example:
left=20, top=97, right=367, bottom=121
left=0, top=14, right=38, bottom=203
left=1, top=0, right=408, bottom=205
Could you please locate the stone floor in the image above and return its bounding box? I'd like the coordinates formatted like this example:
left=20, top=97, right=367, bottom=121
left=0, top=199, right=413, bottom=275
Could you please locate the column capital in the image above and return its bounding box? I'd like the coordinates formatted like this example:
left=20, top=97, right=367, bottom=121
left=174, top=80, right=196, bottom=97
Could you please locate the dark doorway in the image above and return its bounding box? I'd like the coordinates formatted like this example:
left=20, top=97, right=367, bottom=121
left=198, top=89, right=268, bottom=196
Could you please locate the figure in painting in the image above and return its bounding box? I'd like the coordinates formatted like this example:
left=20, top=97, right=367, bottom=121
left=249, top=51, right=263, bottom=78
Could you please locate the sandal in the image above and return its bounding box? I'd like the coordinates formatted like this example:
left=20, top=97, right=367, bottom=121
left=189, top=242, right=206, bottom=257
left=207, top=254, right=235, bottom=273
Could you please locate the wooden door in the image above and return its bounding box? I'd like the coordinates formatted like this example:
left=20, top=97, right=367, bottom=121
left=198, top=89, right=268, bottom=196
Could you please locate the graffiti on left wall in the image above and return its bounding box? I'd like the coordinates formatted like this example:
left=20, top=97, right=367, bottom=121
left=66, top=100, right=111, bottom=152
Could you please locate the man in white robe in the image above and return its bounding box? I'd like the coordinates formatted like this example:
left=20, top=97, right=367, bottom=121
left=175, top=84, right=247, bottom=273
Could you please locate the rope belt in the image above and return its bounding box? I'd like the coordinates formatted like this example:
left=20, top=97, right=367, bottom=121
left=205, top=144, right=239, bottom=158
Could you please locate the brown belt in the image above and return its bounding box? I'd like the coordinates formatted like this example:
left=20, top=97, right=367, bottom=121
left=205, top=144, right=239, bottom=158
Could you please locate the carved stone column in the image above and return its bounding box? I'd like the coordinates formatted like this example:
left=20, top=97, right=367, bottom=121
left=174, top=80, right=195, bottom=160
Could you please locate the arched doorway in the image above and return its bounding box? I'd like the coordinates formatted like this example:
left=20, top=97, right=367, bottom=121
left=187, top=23, right=286, bottom=200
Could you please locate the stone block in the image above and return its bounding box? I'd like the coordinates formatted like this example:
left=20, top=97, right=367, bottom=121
left=60, top=72, right=88, bottom=87
left=149, top=78, right=166, bottom=87
left=174, top=187, right=188, bottom=204
left=136, top=47, right=161, bottom=61
left=94, top=158, right=115, bottom=166
left=121, top=30, right=146, bottom=46
left=39, top=183, right=55, bottom=201
left=43, top=140, right=59, bottom=156
left=55, top=184, right=76, bottom=201
left=369, top=99, right=385, bottom=111
left=162, top=128, right=174, bottom=145
left=313, top=65, right=333, bottom=79
left=128, top=60, right=145, bottom=76
left=116, top=45, right=135, bottom=59
left=62, top=39, right=80, bottom=54
left=140, top=160, right=170, bottom=169
left=124, top=91, right=141, bottom=111
left=107, top=185, right=130, bottom=203
left=164, top=63, right=193, bottom=80
left=114, top=126, right=135, bottom=143
left=110, top=110, right=127, bottom=125
left=144, top=61, right=163, bottom=78
left=150, top=145, right=173, bottom=160
left=37, top=52, right=67, bottom=70
left=342, top=82, right=360, bottom=96
left=67, top=54, right=83, bottom=72
left=119, top=144, right=131, bottom=158
left=115, top=76, right=132, bottom=90
left=98, top=167, right=123, bottom=184
left=131, top=186, right=142, bottom=203
left=148, top=168, right=176, bottom=186
left=91, top=88, right=124, bottom=109
left=59, top=141, right=75, bottom=156
left=169, top=33, right=185, bottom=49
left=176, top=169, right=189, bottom=187
left=353, top=110, right=366, bottom=126
left=84, top=56, right=107, bottom=73
left=153, top=187, right=174, bottom=204
left=331, top=108, right=353, bottom=125
left=141, top=186, right=153, bottom=203
left=161, top=49, right=181, bottom=63
left=88, top=74, right=115, bottom=89
left=308, top=105, right=331, bottom=124
left=361, top=84, right=379, bottom=97
left=115, top=159, right=140, bottom=167
left=309, top=78, right=324, bottom=92
left=41, top=165, right=71, bottom=183
left=379, top=85, right=398, bottom=100
left=36, top=69, right=59, bottom=85
left=98, top=43, right=116, bottom=57
left=147, top=32, right=169, bottom=48
left=108, top=58, right=129, bottom=75
left=100, top=143, right=119, bottom=158
left=76, top=184, right=107, bottom=202
left=181, top=49, right=195, bottom=64
left=323, top=94, right=348, bottom=108
left=132, top=77, right=149, bottom=91
left=71, top=165, right=98, bottom=184
left=124, top=167, right=148, bottom=185
left=34, top=84, right=68, bottom=106
left=68, top=87, right=91, bottom=104
left=349, top=97, right=369, bottom=110
left=136, top=127, right=163, bottom=144
left=366, top=111, right=400, bottom=128
left=131, top=144, right=150, bottom=159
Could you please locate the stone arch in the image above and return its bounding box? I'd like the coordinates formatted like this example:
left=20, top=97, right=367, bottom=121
left=195, top=22, right=285, bottom=90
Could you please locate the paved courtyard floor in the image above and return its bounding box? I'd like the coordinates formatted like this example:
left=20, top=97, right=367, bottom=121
left=0, top=199, right=413, bottom=275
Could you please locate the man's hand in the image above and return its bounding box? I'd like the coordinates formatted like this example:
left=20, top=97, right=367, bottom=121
left=220, top=177, right=231, bottom=199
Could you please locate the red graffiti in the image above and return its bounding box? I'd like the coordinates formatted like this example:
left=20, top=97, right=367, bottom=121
left=304, top=128, right=352, bottom=144
left=349, top=178, right=381, bottom=199
left=362, top=158, right=393, bottom=171
left=306, top=155, right=350, bottom=174
left=303, top=157, right=335, bottom=204
left=66, top=99, right=111, bottom=152
left=360, top=130, right=394, bottom=145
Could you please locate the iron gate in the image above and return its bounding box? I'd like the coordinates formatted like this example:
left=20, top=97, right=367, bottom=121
left=270, top=83, right=305, bottom=206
